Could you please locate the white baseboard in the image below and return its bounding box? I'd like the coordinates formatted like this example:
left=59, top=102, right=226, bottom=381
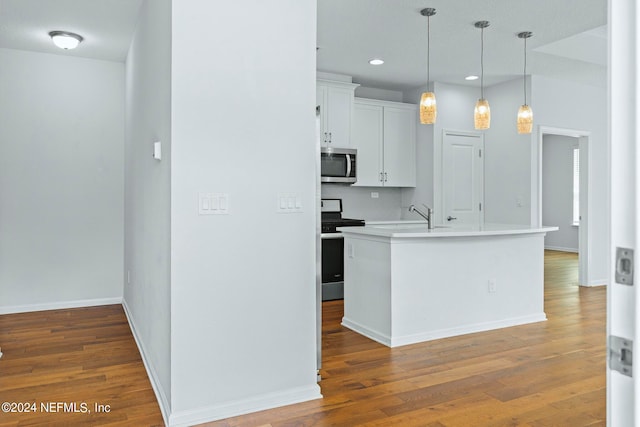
left=544, top=245, right=578, bottom=253
left=168, top=384, right=322, bottom=427
left=341, top=318, right=392, bottom=347
left=122, top=300, right=171, bottom=427
left=343, top=313, right=547, bottom=348
left=0, top=297, right=122, bottom=315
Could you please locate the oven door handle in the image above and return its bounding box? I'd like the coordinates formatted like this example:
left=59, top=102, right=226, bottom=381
left=321, top=233, right=344, bottom=240
left=345, top=154, right=351, bottom=178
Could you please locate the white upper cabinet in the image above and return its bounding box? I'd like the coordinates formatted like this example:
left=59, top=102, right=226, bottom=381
left=352, top=98, right=417, bottom=187
left=316, top=80, right=359, bottom=148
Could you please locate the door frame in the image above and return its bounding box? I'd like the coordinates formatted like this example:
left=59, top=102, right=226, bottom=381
left=435, top=129, right=484, bottom=226
left=608, top=0, right=638, bottom=422
left=535, top=126, right=591, bottom=286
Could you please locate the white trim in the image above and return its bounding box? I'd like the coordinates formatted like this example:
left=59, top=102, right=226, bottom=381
left=168, top=384, right=322, bottom=427
left=0, top=297, right=122, bottom=315
left=536, top=126, right=592, bottom=286
left=341, top=317, right=392, bottom=346
left=122, top=300, right=171, bottom=427
left=544, top=245, right=579, bottom=253
left=343, top=313, right=547, bottom=348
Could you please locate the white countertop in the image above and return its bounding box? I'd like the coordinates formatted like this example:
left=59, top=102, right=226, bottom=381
left=339, top=222, right=558, bottom=238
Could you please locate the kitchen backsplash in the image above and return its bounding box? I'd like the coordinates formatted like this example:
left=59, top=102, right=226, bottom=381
left=321, top=184, right=403, bottom=221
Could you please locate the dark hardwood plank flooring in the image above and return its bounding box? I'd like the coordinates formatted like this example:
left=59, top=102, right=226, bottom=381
left=0, top=305, right=164, bottom=426
left=202, top=250, right=606, bottom=427
left=0, top=251, right=605, bottom=426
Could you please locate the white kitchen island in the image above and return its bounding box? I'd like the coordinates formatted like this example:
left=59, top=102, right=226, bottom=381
left=338, top=222, right=558, bottom=348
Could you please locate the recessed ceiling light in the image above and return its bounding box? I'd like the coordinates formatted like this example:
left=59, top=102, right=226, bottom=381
left=49, top=31, right=83, bottom=50
left=465, top=75, right=479, bottom=81
left=369, top=58, right=384, bottom=65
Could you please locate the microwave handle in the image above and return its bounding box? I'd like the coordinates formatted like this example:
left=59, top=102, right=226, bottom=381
left=346, top=154, right=352, bottom=177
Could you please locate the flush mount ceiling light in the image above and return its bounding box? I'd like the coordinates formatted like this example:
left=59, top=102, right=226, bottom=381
left=517, top=31, right=534, bottom=134
left=49, top=31, right=83, bottom=50
left=369, top=58, right=384, bottom=65
left=419, top=8, right=437, bottom=125
left=465, top=75, right=479, bottom=81
left=473, top=21, right=490, bottom=130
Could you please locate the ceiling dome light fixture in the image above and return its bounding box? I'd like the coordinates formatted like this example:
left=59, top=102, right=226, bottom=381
left=419, top=7, right=437, bottom=125
left=49, top=31, right=83, bottom=50
left=369, top=58, right=384, bottom=65
left=465, top=75, right=479, bottom=81
left=474, top=21, right=490, bottom=130
left=517, top=31, right=534, bottom=134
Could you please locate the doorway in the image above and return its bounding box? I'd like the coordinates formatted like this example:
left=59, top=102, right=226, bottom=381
left=438, top=130, right=485, bottom=226
left=537, top=126, right=590, bottom=286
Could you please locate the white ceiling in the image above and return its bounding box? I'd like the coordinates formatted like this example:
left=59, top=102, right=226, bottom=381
left=0, top=0, right=607, bottom=89
left=317, top=0, right=608, bottom=90
left=0, top=0, right=143, bottom=62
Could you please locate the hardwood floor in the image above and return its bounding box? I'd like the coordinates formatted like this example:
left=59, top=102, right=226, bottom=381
left=0, top=305, right=164, bottom=427
left=0, top=251, right=605, bottom=426
left=202, top=251, right=606, bottom=426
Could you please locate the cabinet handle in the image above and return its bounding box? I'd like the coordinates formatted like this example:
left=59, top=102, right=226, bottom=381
left=384, top=172, right=388, bottom=182
left=324, top=132, right=328, bottom=143
left=379, top=172, right=384, bottom=182
left=329, top=132, right=332, bottom=143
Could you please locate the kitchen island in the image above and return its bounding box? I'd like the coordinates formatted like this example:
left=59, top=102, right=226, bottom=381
left=338, top=222, right=558, bottom=347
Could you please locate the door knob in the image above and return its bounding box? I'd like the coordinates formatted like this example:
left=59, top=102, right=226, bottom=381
left=447, top=216, right=457, bottom=221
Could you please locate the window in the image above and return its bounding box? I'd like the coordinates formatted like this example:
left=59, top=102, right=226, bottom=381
left=572, top=147, right=580, bottom=225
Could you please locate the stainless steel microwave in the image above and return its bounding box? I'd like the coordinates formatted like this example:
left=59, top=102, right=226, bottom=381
left=321, top=147, right=357, bottom=184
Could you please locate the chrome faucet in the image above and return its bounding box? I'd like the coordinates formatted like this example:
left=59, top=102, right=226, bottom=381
left=409, top=204, right=434, bottom=229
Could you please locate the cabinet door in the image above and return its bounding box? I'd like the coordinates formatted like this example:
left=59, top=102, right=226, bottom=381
left=325, top=86, right=353, bottom=148
left=352, top=102, right=384, bottom=186
left=316, top=85, right=328, bottom=147
left=383, top=106, right=416, bottom=187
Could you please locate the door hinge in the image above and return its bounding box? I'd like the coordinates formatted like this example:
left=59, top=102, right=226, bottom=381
left=616, top=247, right=634, bottom=285
left=479, top=149, right=482, bottom=158
left=479, top=202, right=482, bottom=211
left=609, top=335, right=633, bottom=377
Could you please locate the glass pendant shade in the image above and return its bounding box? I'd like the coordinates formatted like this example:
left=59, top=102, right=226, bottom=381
left=517, top=104, right=533, bottom=134
left=474, top=98, right=490, bottom=130
left=420, top=91, right=437, bottom=124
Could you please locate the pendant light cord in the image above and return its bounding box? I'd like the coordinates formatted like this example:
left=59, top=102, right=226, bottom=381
left=480, top=26, right=485, bottom=99
left=523, top=36, right=527, bottom=105
left=427, top=16, right=431, bottom=90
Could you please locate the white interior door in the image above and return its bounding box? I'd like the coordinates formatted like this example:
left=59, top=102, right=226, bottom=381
left=442, top=131, right=484, bottom=226
left=608, top=0, right=638, bottom=424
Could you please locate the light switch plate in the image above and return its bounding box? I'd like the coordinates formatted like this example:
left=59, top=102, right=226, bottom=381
left=199, top=192, right=229, bottom=215
left=277, top=193, right=303, bottom=213
left=153, top=141, right=162, bottom=160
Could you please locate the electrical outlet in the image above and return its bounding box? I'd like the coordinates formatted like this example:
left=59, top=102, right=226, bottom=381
left=371, top=192, right=379, bottom=199
left=488, top=279, right=497, bottom=293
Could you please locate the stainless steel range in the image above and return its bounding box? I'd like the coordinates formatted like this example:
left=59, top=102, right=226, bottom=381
left=320, top=199, right=365, bottom=301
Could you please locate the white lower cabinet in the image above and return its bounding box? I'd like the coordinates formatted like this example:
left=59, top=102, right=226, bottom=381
left=352, top=98, right=416, bottom=187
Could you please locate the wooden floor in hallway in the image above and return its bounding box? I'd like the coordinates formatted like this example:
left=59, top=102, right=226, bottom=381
left=0, top=251, right=605, bottom=426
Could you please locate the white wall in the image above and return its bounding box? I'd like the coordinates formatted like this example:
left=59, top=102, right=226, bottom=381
left=321, top=185, right=402, bottom=220
left=542, top=135, right=579, bottom=252
left=533, top=75, right=608, bottom=285
left=123, top=0, right=172, bottom=416
left=483, top=78, right=532, bottom=225
left=0, top=48, right=124, bottom=313
left=169, top=0, right=320, bottom=423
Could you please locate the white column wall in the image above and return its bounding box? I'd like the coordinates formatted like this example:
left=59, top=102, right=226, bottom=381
left=169, top=0, right=320, bottom=423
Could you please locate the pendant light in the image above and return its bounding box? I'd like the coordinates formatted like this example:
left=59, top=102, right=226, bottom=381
left=474, top=21, right=490, bottom=130
left=517, top=31, right=533, bottom=134
left=419, top=8, right=437, bottom=124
